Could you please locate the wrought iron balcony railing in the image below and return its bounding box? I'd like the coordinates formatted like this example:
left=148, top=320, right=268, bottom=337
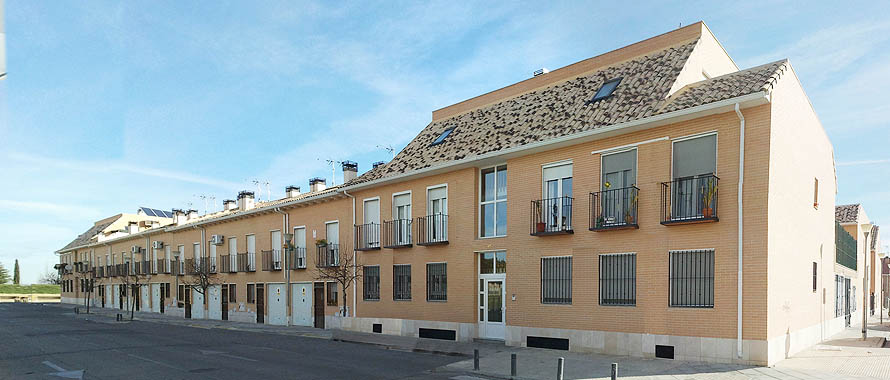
left=354, top=223, right=381, bottom=251
left=382, top=219, right=412, bottom=248
left=590, top=186, right=639, bottom=231
left=416, top=214, right=448, bottom=246
left=531, top=196, right=574, bottom=235
left=262, top=250, right=282, bottom=271
left=288, top=247, right=307, bottom=269
left=316, top=243, right=340, bottom=268
left=660, top=174, right=719, bottom=225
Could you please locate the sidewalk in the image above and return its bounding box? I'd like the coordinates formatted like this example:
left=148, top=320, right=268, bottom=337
left=56, top=304, right=890, bottom=379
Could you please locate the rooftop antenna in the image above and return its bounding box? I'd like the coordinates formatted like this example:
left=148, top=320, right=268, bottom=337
left=194, top=194, right=208, bottom=215
left=377, top=144, right=395, bottom=159
left=319, top=158, right=341, bottom=186
left=251, top=179, right=262, bottom=201
left=208, top=196, right=216, bottom=213
left=264, top=181, right=271, bottom=201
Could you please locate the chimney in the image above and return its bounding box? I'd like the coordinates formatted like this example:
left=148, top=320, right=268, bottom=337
left=309, top=178, right=326, bottom=193
left=237, top=191, right=255, bottom=211
left=285, top=186, right=301, bottom=198
left=342, top=161, right=358, bottom=183
left=187, top=209, right=198, bottom=220
left=128, top=222, right=138, bottom=234
left=372, top=161, right=386, bottom=169
left=223, top=199, right=236, bottom=211
left=172, top=209, right=185, bottom=225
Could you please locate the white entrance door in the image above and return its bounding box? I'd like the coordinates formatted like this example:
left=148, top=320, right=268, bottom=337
left=207, top=285, right=222, bottom=320
left=479, top=277, right=506, bottom=340
left=291, top=283, right=312, bottom=326
left=191, top=288, right=205, bottom=319
left=141, top=285, right=150, bottom=312
left=151, top=284, right=161, bottom=313
left=268, top=283, right=287, bottom=326
left=106, top=285, right=113, bottom=308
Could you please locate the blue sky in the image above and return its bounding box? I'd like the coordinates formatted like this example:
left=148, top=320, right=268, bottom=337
left=1, top=1, right=889, bottom=283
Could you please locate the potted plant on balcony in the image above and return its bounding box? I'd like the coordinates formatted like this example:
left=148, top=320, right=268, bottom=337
left=700, top=178, right=717, bottom=218
left=535, top=205, right=546, bottom=233
left=596, top=214, right=605, bottom=229
left=315, top=239, right=328, bottom=247
left=624, top=192, right=638, bottom=225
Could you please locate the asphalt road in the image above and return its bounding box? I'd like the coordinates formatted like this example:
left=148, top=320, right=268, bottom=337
left=0, top=303, right=473, bottom=380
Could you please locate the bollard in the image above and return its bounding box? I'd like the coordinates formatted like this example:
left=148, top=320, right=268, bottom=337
left=473, top=349, right=479, bottom=371
left=511, top=353, right=517, bottom=378
left=74, top=307, right=79, bottom=314
left=611, top=362, right=618, bottom=380
left=556, top=357, right=564, bottom=380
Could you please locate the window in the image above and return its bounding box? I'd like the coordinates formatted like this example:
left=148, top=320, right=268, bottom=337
left=426, top=263, right=447, bottom=301
left=541, top=162, right=573, bottom=232
left=480, top=165, right=507, bottom=237
left=670, top=134, right=718, bottom=220
left=590, top=77, right=621, bottom=103
left=669, top=249, right=715, bottom=307
left=812, top=262, right=818, bottom=292
left=431, top=128, right=454, bottom=146
left=165, top=283, right=171, bottom=299
left=178, top=284, right=185, bottom=301
left=247, top=283, right=256, bottom=304
left=229, top=284, right=237, bottom=302
left=480, top=251, right=506, bottom=274
left=363, top=266, right=380, bottom=301
left=599, top=253, right=636, bottom=306
left=672, top=134, right=717, bottom=179
left=393, top=264, right=412, bottom=300
left=327, top=282, right=338, bottom=306
left=392, top=193, right=412, bottom=245
left=293, top=227, right=307, bottom=268
left=425, top=186, right=448, bottom=243
left=814, top=178, right=819, bottom=208
left=541, top=256, right=572, bottom=304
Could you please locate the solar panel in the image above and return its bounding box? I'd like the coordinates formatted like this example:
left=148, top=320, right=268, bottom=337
left=141, top=207, right=157, bottom=217
left=161, top=210, right=173, bottom=218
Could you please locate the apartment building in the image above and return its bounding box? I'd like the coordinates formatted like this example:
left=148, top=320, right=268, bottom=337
left=57, top=22, right=852, bottom=366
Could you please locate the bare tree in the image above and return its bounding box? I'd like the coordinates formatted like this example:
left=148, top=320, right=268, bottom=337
left=39, top=268, right=62, bottom=285
left=181, top=258, right=222, bottom=319
left=119, top=265, right=150, bottom=321
left=314, top=243, right=362, bottom=317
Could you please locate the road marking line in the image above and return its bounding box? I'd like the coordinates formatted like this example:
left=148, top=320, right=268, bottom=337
left=42, top=361, right=84, bottom=379
left=42, top=361, right=65, bottom=372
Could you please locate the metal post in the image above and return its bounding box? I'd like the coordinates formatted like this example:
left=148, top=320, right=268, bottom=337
left=556, top=357, right=564, bottom=380
left=863, top=231, right=870, bottom=340
left=510, top=353, right=517, bottom=378
left=611, top=363, right=618, bottom=380
left=473, top=349, right=479, bottom=371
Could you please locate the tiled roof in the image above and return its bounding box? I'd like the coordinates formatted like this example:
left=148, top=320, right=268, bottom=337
left=60, top=219, right=116, bottom=251
left=836, top=204, right=860, bottom=224
left=352, top=42, right=788, bottom=185
left=659, top=60, right=787, bottom=113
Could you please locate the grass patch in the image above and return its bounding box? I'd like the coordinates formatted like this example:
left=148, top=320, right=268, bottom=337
left=0, top=284, right=61, bottom=294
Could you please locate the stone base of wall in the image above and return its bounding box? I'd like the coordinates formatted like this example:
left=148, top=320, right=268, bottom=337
left=228, top=310, right=256, bottom=323
left=766, top=315, right=858, bottom=365
left=506, top=325, right=768, bottom=365
left=327, top=316, right=476, bottom=342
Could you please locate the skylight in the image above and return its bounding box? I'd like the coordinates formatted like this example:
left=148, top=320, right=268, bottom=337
left=590, top=77, right=622, bottom=103
left=431, top=128, right=454, bottom=146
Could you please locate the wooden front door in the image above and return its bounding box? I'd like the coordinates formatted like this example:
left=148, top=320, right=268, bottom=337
left=159, top=285, right=165, bottom=314
left=256, top=284, right=265, bottom=324
left=313, top=282, right=325, bottom=329
left=221, top=286, right=229, bottom=321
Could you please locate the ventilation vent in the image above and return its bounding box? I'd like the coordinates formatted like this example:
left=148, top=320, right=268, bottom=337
left=372, top=323, right=382, bottom=333
left=418, top=328, right=456, bottom=341
left=526, top=336, right=569, bottom=350
left=655, top=344, right=675, bottom=359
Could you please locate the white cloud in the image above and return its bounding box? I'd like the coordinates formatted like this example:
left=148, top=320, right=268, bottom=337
left=0, top=200, right=100, bottom=218
left=837, top=159, right=890, bottom=167
left=8, top=152, right=241, bottom=190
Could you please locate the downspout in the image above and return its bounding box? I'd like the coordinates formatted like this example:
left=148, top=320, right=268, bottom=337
left=193, top=225, right=206, bottom=317
left=343, top=190, right=356, bottom=318
left=734, top=103, right=745, bottom=358
left=274, top=208, right=290, bottom=326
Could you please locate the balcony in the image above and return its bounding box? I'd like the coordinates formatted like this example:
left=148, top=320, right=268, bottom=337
left=96, top=266, right=105, bottom=278
left=207, top=256, right=218, bottom=274
left=316, top=243, right=340, bottom=268
left=134, top=261, right=143, bottom=275
left=171, top=260, right=183, bottom=276
left=530, top=196, right=574, bottom=236
left=157, top=259, right=169, bottom=274
left=143, top=260, right=152, bottom=275
left=262, top=250, right=282, bottom=271
left=237, top=253, right=256, bottom=272
left=382, top=219, right=412, bottom=248
left=660, top=175, right=719, bottom=225
left=288, top=247, right=307, bottom=270
left=416, top=214, right=448, bottom=246
left=184, top=258, right=195, bottom=275
left=220, top=255, right=233, bottom=273
left=354, top=223, right=381, bottom=251
left=590, top=186, right=640, bottom=231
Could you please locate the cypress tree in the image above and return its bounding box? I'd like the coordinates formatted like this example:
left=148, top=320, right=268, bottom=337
left=13, top=259, right=21, bottom=285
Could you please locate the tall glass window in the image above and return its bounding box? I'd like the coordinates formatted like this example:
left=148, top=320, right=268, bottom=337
left=481, top=165, right=507, bottom=237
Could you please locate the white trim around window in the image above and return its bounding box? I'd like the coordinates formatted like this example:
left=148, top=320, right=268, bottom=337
left=479, top=164, right=507, bottom=239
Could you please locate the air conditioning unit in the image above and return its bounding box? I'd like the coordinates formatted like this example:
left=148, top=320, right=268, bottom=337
left=210, top=235, right=224, bottom=245
left=131, top=245, right=142, bottom=254
left=152, top=241, right=164, bottom=249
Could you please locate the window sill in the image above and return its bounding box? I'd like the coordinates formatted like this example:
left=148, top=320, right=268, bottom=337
left=362, top=299, right=380, bottom=302
left=478, top=235, right=507, bottom=240
left=668, top=305, right=714, bottom=309
left=426, top=299, right=448, bottom=303
left=541, top=302, right=572, bottom=306
left=393, top=299, right=412, bottom=302
left=598, top=303, right=636, bottom=307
